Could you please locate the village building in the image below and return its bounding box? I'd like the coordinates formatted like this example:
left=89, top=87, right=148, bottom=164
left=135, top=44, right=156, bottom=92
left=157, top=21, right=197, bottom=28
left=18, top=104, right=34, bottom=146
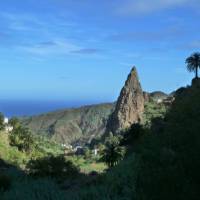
left=3, top=117, right=13, bottom=133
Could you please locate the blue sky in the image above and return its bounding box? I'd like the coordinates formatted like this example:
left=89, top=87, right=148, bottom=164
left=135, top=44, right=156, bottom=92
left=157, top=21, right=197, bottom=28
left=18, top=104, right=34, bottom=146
left=0, top=0, right=200, bottom=103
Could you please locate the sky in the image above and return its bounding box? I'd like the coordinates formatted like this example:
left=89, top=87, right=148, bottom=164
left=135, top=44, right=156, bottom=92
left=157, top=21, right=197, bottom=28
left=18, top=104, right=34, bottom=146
left=0, top=0, right=200, bottom=104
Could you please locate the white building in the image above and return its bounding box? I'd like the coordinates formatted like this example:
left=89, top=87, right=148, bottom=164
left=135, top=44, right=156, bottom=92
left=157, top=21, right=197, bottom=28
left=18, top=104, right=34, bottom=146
left=4, top=117, right=13, bottom=133
left=4, top=118, right=9, bottom=124
left=94, top=149, right=98, bottom=156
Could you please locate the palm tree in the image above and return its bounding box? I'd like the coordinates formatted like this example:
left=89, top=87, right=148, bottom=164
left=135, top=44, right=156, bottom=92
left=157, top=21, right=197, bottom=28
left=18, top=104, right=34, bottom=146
left=186, top=52, right=200, bottom=79
left=101, top=135, right=126, bottom=167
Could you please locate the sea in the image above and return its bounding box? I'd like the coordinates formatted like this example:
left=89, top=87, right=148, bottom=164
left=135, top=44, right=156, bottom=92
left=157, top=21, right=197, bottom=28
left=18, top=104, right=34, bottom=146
left=0, top=99, right=90, bottom=118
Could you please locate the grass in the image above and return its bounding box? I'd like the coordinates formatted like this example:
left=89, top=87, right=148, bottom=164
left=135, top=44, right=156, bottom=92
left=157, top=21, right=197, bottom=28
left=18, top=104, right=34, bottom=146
left=0, top=132, right=28, bottom=168
left=68, top=156, right=107, bottom=174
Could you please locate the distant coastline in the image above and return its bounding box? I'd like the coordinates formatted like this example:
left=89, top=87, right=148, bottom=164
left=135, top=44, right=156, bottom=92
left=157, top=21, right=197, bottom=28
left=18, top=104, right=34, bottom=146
left=0, top=99, right=100, bottom=117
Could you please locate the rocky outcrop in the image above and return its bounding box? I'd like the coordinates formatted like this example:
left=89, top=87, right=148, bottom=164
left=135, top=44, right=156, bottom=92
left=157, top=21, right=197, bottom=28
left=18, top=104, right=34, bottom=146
left=108, top=67, right=144, bottom=133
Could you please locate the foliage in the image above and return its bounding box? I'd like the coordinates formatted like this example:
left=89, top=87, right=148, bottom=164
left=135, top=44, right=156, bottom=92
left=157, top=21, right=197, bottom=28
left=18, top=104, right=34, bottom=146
left=186, top=52, right=200, bottom=78
left=83, top=147, right=91, bottom=160
left=0, top=112, right=5, bottom=131
left=9, top=126, right=35, bottom=153
left=9, top=117, right=20, bottom=129
left=2, top=75, right=200, bottom=200
left=135, top=83, right=200, bottom=200
left=26, top=154, right=79, bottom=179
left=122, top=123, right=146, bottom=148
left=101, top=135, right=126, bottom=167
left=142, top=101, right=167, bottom=126
left=0, top=132, right=27, bottom=167
left=0, top=176, right=67, bottom=200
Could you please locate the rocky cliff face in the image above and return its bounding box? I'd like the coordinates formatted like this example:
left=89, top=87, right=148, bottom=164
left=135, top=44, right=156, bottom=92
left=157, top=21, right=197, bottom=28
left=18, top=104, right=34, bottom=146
left=108, top=67, right=144, bottom=133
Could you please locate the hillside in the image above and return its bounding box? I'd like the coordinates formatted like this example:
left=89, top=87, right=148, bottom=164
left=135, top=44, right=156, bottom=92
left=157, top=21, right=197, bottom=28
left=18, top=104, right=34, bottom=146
left=133, top=79, right=200, bottom=199
left=21, top=67, right=171, bottom=146
left=2, top=79, right=200, bottom=200
left=149, top=91, right=168, bottom=101
left=21, top=103, right=115, bottom=145
left=63, top=79, right=200, bottom=200
left=21, top=67, right=147, bottom=145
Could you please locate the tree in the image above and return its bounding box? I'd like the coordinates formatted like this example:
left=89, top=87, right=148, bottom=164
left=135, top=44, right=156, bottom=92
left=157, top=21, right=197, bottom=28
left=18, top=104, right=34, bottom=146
left=186, top=52, right=200, bottom=79
left=0, top=113, right=5, bottom=131
left=26, top=154, right=79, bottom=178
left=101, top=135, right=126, bottom=168
left=9, top=126, right=35, bottom=153
left=83, top=147, right=91, bottom=160
left=9, top=117, right=20, bottom=130
left=122, top=123, right=145, bottom=146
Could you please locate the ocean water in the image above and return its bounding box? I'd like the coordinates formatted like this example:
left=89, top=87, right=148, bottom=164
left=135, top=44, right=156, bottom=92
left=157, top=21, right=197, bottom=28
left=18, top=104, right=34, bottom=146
left=0, top=99, right=88, bottom=118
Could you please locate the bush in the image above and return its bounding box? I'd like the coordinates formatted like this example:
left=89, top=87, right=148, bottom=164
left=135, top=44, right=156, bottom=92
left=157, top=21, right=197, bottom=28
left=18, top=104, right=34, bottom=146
left=26, top=154, right=79, bottom=179
left=8, top=117, right=20, bottom=129
left=0, top=113, right=5, bottom=131
left=9, top=126, right=35, bottom=153
left=122, top=123, right=145, bottom=146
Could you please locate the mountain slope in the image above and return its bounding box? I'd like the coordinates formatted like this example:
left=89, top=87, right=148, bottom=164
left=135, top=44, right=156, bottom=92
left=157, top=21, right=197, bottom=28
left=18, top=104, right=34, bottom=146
left=134, top=79, right=200, bottom=200
left=21, top=103, right=115, bottom=145
left=150, top=91, right=168, bottom=101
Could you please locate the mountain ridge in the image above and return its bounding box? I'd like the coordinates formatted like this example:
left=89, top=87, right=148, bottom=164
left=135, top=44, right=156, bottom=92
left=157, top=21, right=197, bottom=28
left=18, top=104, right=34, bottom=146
left=21, top=103, right=115, bottom=145
left=21, top=67, right=171, bottom=145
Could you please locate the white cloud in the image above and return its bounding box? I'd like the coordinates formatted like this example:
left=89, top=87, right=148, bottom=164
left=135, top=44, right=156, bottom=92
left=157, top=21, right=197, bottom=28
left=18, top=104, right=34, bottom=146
left=18, top=39, right=81, bottom=56
left=0, top=12, right=77, bottom=33
left=116, top=0, right=191, bottom=16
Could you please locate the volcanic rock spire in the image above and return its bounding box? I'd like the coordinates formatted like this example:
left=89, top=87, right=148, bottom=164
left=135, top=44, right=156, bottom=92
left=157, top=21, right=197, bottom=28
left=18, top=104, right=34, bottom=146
left=108, top=67, right=144, bottom=133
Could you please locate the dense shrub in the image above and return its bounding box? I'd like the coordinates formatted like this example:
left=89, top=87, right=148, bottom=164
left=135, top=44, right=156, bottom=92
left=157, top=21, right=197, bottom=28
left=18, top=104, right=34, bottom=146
left=9, top=126, right=35, bottom=153
left=8, top=117, right=20, bottom=129
left=0, top=113, right=5, bottom=131
left=122, top=123, right=146, bottom=146
left=135, top=84, right=200, bottom=200
left=26, top=154, right=79, bottom=179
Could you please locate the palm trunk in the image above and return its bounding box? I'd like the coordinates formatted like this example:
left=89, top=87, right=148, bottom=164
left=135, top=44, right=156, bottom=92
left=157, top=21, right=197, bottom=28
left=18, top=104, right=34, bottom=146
left=196, top=67, right=198, bottom=79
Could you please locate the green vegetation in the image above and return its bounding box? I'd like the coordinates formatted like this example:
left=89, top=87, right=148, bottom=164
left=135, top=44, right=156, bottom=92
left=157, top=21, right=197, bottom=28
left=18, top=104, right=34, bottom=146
left=0, top=132, right=27, bottom=167
left=9, top=126, right=35, bottom=153
left=1, top=82, right=200, bottom=199
left=68, top=156, right=106, bottom=174
left=26, top=155, right=79, bottom=179
left=186, top=52, right=200, bottom=78
left=0, top=112, right=5, bottom=131
left=1, top=57, right=200, bottom=199
left=134, top=80, right=200, bottom=200
left=142, top=100, right=167, bottom=126
left=101, top=134, right=126, bottom=167
left=9, top=117, right=21, bottom=129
